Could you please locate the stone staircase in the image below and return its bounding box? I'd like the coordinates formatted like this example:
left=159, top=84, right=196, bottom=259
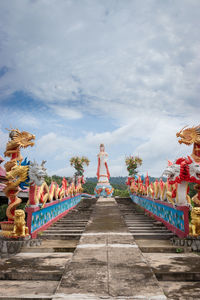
left=116, top=197, right=200, bottom=299
left=116, top=197, right=174, bottom=240
left=40, top=198, right=96, bottom=241
left=0, top=197, right=97, bottom=299
left=2, top=197, right=200, bottom=299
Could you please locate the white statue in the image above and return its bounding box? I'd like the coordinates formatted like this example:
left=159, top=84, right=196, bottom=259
left=95, top=144, right=113, bottom=197
left=97, top=144, right=110, bottom=183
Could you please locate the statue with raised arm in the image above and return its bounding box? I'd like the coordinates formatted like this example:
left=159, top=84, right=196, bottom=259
left=94, top=144, right=113, bottom=197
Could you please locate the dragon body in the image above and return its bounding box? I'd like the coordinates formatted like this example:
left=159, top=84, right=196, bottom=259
left=28, top=173, right=83, bottom=208
left=3, top=129, right=35, bottom=220
left=176, top=125, right=200, bottom=207
left=163, top=156, right=200, bottom=206
left=176, top=125, right=200, bottom=163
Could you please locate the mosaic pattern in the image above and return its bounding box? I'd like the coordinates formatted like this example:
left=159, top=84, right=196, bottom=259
left=130, top=195, right=185, bottom=232
left=94, top=183, right=114, bottom=197
left=31, top=195, right=81, bottom=233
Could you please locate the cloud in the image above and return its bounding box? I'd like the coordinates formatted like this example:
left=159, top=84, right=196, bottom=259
left=19, top=115, right=40, bottom=128
left=34, top=114, right=194, bottom=178
left=0, top=0, right=199, bottom=177
left=0, top=0, right=200, bottom=123
left=0, top=127, right=8, bottom=155
left=50, top=104, right=83, bottom=120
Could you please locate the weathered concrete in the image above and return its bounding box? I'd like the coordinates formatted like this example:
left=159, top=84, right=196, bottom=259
left=0, top=235, right=42, bottom=258
left=21, top=239, right=78, bottom=253
left=56, top=197, right=166, bottom=299
left=0, top=280, right=58, bottom=298
left=0, top=252, right=73, bottom=280
left=137, top=239, right=185, bottom=253
left=160, top=281, right=200, bottom=300
left=0, top=198, right=97, bottom=299
left=144, top=252, right=200, bottom=280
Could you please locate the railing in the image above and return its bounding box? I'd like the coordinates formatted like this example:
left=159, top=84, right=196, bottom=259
left=26, top=193, right=94, bottom=238
left=130, top=194, right=189, bottom=238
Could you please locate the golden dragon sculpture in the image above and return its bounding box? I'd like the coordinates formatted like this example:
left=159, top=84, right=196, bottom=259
left=176, top=125, right=200, bottom=163
left=3, top=129, right=35, bottom=220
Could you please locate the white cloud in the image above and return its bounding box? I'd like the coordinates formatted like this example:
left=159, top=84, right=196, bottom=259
left=0, top=0, right=200, bottom=122
left=19, top=115, right=40, bottom=128
left=34, top=113, right=196, bottom=178
left=0, top=127, right=8, bottom=155
left=0, top=0, right=199, bottom=177
left=50, top=105, right=83, bottom=119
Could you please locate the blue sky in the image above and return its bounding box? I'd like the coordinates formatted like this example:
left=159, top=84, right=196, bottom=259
left=0, top=0, right=200, bottom=178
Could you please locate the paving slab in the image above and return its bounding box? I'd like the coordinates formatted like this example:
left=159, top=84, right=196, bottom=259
left=160, top=281, right=200, bottom=300
left=21, top=239, right=78, bottom=253
left=136, top=239, right=185, bottom=253
left=56, top=197, right=166, bottom=299
left=143, top=252, right=200, bottom=280
left=0, top=280, right=58, bottom=298
left=0, top=252, right=72, bottom=280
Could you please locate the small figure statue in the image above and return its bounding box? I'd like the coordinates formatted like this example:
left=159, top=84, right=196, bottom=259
left=12, top=209, right=29, bottom=237
left=190, top=207, right=200, bottom=236
left=95, top=144, right=113, bottom=197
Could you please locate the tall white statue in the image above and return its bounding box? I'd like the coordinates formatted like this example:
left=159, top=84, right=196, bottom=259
left=95, top=144, right=113, bottom=197
left=97, top=144, right=110, bottom=183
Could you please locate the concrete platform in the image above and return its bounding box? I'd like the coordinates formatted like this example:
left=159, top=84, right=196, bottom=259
left=137, top=239, right=186, bottom=253
left=133, top=232, right=174, bottom=239
left=160, top=281, right=200, bottom=300
left=21, top=239, right=78, bottom=253
left=56, top=197, right=166, bottom=299
left=0, top=252, right=72, bottom=280
left=144, top=252, right=200, bottom=280
left=0, top=280, right=58, bottom=299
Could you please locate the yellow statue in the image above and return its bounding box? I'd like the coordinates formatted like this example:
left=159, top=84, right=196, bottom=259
left=3, top=129, right=35, bottom=220
left=12, top=210, right=29, bottom=237
left=0, top=129, right=35, bottom=237
left=4, top=162, right=29, bottom=220
left=176, top=125, right=200, bottom=163
left=190, top=207, right=200, bottom=236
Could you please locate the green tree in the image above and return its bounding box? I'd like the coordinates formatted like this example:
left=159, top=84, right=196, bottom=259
left=125, top=155, right=142, bottom=176
left=70, top=156, right=90, bottom=177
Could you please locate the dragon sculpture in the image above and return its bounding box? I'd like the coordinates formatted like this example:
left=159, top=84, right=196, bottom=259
left=3, top=129, right=35, bottom=220
left=28, top=171, right=82, bottom=208
left=4, top=160, right=30, bottom=220
left=4, top=129, right=35, bottom=170
left=163, top=156, right=200, bottom=206
left=176, top=125, right=200, bottom=163
left=176, top=125, right=200, bottom=207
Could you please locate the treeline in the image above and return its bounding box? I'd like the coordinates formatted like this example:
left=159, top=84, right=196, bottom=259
left=44, top=175, right=168, bottom=196
left=86, top=176, right=167, bottom=185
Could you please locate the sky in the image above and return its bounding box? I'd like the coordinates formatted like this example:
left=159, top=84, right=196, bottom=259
left=0, top=0, right=200, bottom=179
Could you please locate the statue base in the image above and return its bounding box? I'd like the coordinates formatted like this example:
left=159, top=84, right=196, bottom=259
left=94, top=182, right=114, bottom=198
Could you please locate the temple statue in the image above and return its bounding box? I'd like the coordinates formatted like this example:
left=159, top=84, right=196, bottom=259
left=94, top=144, right=114, bottom=197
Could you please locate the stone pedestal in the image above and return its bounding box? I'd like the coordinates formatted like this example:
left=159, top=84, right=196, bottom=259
left=0, top=235, right=42, bottom=258
left=94, top=182, right=113, bottom=197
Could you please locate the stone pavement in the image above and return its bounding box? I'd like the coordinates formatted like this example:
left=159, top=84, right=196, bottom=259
left=56, top=197, right=167, bottom=299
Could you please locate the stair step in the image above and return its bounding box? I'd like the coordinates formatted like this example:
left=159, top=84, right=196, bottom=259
left=129, top=230, right=171, bottom=233
left=41, top=233, right=81, bottom=240
left=45, top=229, right=84, bottom=233
left=128, top=227, right=168, bottom=231
left=49, top=227, right=85, bottom=230
left=132, top=233, right=174, bottom=240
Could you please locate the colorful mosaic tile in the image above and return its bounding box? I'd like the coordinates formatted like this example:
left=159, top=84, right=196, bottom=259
left=130, top=195, right=185, bottom=232
left=31, top=195, right=81, bottom=233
